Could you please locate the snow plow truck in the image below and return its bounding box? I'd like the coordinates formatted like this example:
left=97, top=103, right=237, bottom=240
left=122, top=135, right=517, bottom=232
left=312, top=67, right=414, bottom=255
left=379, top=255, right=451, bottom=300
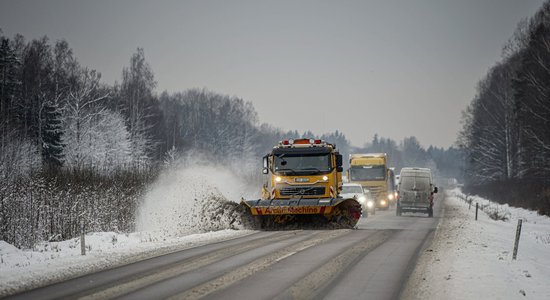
left=241, top=138, right=362, bottom=229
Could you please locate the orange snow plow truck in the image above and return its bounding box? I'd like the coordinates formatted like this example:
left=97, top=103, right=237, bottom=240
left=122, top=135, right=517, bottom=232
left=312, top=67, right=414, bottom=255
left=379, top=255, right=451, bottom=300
left=241, top=139, right=361, bottom=228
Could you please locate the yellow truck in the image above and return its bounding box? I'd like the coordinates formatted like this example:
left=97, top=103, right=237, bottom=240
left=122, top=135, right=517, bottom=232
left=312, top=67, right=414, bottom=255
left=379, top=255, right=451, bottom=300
left=241, top=138, right=361, bottom=228
left=348, top=153, right=395, bottom=210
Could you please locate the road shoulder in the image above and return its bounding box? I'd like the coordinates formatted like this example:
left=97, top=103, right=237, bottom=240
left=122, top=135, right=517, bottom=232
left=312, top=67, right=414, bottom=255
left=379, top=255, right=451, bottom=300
left=399, top=190, right=456, bottom=299
left=401, top=189, right=550, bottom=300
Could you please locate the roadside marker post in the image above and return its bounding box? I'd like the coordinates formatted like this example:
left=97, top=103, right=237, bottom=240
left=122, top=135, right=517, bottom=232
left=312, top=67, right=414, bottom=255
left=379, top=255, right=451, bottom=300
left=475, top=203, right=478, bottom=221
left=81, top=221, right=86, bottom=256
left=513, top=219, right=523, bottom=260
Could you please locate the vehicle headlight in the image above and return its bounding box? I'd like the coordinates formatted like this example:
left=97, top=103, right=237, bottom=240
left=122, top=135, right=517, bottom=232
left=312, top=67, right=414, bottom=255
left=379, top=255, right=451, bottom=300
left=388, top=194, right=394, bottom=200
left=381, top=200, right=387, bottom=205
left=366, top=201, right=374, bottom=208
left=358, top=196, right=366, bottom=203
left=322, top=175, right=329, bottom=181
left=275, top=176, right=282, bottom=182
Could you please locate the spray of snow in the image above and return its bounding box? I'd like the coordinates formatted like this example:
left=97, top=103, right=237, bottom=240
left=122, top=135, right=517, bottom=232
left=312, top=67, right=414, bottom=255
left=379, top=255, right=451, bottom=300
left=136, top=158, right=261, bottom=235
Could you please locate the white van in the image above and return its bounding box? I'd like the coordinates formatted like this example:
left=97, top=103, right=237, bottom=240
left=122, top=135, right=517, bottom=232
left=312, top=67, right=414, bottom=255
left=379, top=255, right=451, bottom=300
left=396, top=167, right=438, bottom=217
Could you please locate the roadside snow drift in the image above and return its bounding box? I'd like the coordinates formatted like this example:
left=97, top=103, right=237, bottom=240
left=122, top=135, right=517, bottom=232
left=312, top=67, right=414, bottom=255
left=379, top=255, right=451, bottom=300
left=403, top=188, right=550, bottom=300
left=136, top=164, right=260, bottom=235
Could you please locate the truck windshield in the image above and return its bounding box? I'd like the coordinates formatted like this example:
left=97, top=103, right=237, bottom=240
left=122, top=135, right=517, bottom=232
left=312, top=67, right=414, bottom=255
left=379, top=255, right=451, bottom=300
left=400, top=176, right=430, bottom=191
left=273, top=154, right=331, bottom=174
left=349, top=165, right=386, bottom=181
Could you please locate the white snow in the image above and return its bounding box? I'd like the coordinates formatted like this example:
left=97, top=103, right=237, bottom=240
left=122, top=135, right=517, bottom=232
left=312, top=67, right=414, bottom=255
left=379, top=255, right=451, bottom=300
left=136, top=164, right=258, bottom=234
left=0, top=230, right=253, bottom=296
left=6, top=173, right=548, bottom=299
left=0, top=163, right=260, bottom=297
left=405, top=188, right=550, bottom=300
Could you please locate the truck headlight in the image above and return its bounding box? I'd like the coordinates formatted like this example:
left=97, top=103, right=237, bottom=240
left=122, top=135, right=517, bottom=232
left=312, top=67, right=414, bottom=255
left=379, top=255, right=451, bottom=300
left=388, top=194, right=394, bottom=200
left=358, top=196, right=366, bottom=203
left=275, top=176, right=282, bottom=182
left=381, top=200, right=387, bottom=205
left=322, top=175, right=329, bottom=181
left=366, top=201, right=374, bottom=208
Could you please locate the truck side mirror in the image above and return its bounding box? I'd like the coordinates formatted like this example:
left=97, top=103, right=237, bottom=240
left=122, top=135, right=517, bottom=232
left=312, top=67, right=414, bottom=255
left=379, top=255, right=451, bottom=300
left=337, top=166, right=343, bottom=172
left=262, top=155, right=269, bottom=174
left=336, top=154, right=343, bottom=167
left=434, top=186, right=438, bottom=193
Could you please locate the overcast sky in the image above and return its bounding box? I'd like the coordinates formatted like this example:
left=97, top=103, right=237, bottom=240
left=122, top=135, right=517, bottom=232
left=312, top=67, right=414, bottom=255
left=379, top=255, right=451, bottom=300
left=0, top=0, right=545, bottom=148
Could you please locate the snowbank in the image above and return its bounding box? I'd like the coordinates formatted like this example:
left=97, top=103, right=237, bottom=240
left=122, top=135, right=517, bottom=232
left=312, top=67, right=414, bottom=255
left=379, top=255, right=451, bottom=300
left=403, top=188, right=550, bottom=299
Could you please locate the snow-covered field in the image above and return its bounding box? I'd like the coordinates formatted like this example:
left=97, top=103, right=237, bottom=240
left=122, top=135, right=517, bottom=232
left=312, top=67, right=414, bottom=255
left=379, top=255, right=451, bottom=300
left=404, top=188, right=550, bottom=300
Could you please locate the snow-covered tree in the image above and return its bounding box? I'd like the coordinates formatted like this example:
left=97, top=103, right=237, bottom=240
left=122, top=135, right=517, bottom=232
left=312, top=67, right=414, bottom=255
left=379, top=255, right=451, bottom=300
left=63, top=108, right=132, bottom=173
left=118, top=48, right=159, bottom=168
left=459, top=60, right=520, bottom=184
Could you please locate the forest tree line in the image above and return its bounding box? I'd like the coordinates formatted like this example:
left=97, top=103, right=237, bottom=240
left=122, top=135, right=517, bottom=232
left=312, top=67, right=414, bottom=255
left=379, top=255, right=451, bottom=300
left=459, top=2, right=550, bottom=215
left=1, top=29, right=461, bottom=248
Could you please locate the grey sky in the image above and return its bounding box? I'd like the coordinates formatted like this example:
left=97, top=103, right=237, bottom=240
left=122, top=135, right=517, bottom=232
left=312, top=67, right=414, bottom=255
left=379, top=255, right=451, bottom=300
left=0, top=0, right=545, bottom=148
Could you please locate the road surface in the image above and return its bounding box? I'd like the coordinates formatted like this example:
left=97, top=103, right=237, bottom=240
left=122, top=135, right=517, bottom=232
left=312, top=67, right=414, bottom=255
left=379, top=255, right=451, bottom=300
left=7, top=197, right=443, bottom=300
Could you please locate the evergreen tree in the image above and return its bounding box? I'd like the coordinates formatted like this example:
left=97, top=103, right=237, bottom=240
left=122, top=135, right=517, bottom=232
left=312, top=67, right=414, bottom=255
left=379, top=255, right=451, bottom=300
left=40, top=101, right=64, bottom=169
left=0, top=37, right=21, bottom=137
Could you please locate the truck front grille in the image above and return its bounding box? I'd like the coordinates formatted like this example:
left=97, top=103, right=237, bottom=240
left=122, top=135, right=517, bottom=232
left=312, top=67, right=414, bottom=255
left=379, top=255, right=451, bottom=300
left=363, top=186, right=385, bottom=198
left=279, top=186, right=326, bottom=196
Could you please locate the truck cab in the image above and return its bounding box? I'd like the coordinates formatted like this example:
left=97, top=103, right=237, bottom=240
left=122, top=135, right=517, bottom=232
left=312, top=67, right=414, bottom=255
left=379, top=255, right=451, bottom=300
left=348, top=153, right=393, bottom=210
left=242, top=138, right=361, bottom=228
left=262, top=138, right=343, bottom=200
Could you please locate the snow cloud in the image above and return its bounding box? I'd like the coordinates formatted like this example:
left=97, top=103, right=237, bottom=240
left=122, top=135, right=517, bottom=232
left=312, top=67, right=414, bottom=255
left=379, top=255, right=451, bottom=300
left=136, top=158, right=260, bottom=235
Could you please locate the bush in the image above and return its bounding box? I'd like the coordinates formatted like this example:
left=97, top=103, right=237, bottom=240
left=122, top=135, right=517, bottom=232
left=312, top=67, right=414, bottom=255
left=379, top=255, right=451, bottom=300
left=464, top=179, right=550, bottom=217
left=0, top=169, right=157, bottom=248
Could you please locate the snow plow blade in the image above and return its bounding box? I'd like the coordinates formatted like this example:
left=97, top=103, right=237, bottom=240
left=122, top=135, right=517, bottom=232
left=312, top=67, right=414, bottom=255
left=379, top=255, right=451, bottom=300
left=241, top=198, right=361, bottom=229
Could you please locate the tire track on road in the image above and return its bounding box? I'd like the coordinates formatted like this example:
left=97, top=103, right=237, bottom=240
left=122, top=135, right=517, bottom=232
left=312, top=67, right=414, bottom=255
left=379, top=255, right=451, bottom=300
left=6, top=231, right=285, bottom=300
left=167, top=229, right=354, bottom=300
left=275, top=230, right=394, bottom=300
left=80, top=231, right=306, bottom=299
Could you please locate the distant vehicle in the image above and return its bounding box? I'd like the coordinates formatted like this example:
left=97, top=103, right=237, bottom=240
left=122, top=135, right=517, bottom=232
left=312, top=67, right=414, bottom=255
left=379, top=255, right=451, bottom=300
left=341, top=183, right=375, bottom=216
left=348, top=153, right=394, bottom=210
left=396, top=167, right=438, bottom=217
